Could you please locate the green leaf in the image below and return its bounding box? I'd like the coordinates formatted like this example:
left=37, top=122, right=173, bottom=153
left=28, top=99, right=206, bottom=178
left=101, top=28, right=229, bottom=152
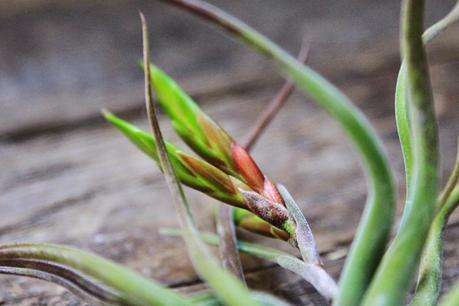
left=362, top=1, right=439, bottom=304
left=103, top=111, right=247, bottom=208
left=104, top=111, right=299, bottom=241
left=395, top=1, right=459, bottom=198
left=392, top=3, right=459, bottom=304
left=410, top=187, right=459, bottom=306
left=140, top=14, right=260, bottom=306
left=395, top=66, right=413, bottom=192
left=0, top=243, right=189, bottom=306
left=150, top=64, right=237, bottom=177
left=216, top=206, right=245, bottom=282
left=278, top=184, right=320, bottom=265
left=161, top=228, right=337, bottom=301
left=411, top=140, right=459, bottom=306
left=149, top=65, right=285, bottom=208
left=0, top=263, right=115, bottom=306
left=437, top=138, right=459, bottom=211
left=147, top=63, right=291, bottom=242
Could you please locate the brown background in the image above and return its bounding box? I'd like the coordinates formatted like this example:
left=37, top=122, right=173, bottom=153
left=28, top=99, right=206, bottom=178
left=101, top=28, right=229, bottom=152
left=0, top=1, right=458, bottom=305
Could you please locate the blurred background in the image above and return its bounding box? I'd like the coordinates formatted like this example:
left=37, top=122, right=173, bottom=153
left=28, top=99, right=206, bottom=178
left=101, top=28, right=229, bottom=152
left=0, top=1, right=458, bottom=305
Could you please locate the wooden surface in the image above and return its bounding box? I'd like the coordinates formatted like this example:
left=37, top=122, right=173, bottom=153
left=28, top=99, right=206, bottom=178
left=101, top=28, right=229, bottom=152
left=0, top=1, right=458, bottom=305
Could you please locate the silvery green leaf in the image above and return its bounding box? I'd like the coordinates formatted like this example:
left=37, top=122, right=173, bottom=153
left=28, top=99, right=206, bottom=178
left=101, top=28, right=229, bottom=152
left=277, top=184, right=320, bottom=265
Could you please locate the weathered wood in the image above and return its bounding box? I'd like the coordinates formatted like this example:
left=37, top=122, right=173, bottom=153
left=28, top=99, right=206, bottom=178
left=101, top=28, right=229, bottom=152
left=0, top=1, right=459, bottom=305
left=1, top=0, right=457, bottom=138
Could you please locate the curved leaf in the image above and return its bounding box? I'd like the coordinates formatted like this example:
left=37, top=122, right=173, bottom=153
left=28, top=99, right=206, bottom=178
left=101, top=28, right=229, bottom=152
left=0, top=243, right=189, bottom=306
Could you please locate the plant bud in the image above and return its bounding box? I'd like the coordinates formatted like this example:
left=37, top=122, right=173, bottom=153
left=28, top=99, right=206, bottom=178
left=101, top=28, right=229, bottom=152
left=234, top=209, right=289, bottom=240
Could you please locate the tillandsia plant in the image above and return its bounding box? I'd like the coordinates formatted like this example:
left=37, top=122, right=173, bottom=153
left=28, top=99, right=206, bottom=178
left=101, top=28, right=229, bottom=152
left=2, top=1, right=459, bottom=306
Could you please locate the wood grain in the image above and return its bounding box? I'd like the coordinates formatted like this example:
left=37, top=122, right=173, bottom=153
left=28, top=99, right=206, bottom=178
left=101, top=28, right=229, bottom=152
left=0, top=1, right=458, bottom=305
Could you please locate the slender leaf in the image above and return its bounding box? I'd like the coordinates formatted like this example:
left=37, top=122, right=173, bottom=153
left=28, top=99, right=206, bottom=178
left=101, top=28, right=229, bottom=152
left=104, top=111, right=247, bottom=208
left=277, top=184, right=320, bottom=265
left=392, top=3, right=459, bottom=304
left=149, top=64, right=238, bottom=178
left=0, top=243, right=189, bottom=306
left=140, top=13, right=259, bottom=306
left=104, top=110, right=295, bottom=244
left=149, top=65, right=285, bottom=208
left=0, top=258, right=119, bottom=304
left=395, top=1, right=459, bottom=196
left=410, top=187, right=459, bottom=306
left=104, top=110, right=298, bottom=242
left=394, top=3, right=459, bottom=304
left=0, top=265, right=111, bottom=306
left=411, top=140, right=459, bottom=306
left=244, top=37, right=309, bottom=151
left=395, top=66, right=413, bottom=190
left=362, top=1, right=439, bottom=304
left=437, top=139, right=459, bottom=211
left=216, top=206, right=245, bottom=282
left=161, top=228, right=337, bottom=301
left=422, top=2, right=459, bottom=43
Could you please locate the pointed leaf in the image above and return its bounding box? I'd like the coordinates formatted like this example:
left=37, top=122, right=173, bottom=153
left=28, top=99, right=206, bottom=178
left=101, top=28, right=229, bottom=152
left=150, top=64, right=237, bottom=175
left=161, top=229, right=337, bottom=302
left=0, top=243, right=189, bottom=306
left=362, top=1, right=439, bottom=304
left=278, top=184, right=320, bottom=265
left=140, top=15, right=259, bottom=306
left=104, top=111, right=247, bottom=207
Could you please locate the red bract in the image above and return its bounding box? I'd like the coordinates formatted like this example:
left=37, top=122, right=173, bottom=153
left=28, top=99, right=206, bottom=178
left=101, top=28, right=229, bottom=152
left=232, top=143, right=284, bottom=205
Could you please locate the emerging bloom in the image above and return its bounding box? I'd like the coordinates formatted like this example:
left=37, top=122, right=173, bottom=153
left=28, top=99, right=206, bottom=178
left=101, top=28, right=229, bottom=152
left=105, top=64, right=296, bottom=241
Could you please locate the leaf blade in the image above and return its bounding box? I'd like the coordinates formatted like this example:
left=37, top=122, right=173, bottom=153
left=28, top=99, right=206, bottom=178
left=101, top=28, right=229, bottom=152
left=362, top=1, right=440, bottom=304
left=0, top=243, right=189, bottom=306
left=140, top=13, right=259, bottom=306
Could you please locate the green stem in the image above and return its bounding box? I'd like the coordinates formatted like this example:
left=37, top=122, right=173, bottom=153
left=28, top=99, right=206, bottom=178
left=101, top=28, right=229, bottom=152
left=362, top=1, right=439, bottom=305
left=437, top=139, right=459, bottom=211
left=394, top=4, right=459, bottom=304
left=411, top=141, right=458, bottom=306
left=395, top=1, right=459, bottom=197
left=159, top=1, right=395, bottom=304
left=410, top=187, right=459, bottom=306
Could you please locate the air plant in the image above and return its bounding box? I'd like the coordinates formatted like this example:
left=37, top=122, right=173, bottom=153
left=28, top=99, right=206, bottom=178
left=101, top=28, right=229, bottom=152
left=1, top=0, right=459, bottom=305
